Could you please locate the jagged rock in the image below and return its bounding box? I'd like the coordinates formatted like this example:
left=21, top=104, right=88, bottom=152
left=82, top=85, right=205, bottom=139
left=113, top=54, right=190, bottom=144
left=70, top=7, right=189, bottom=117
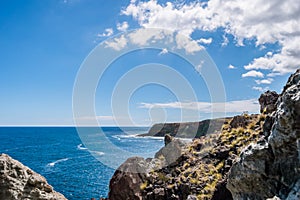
left=227, top=69, right=300, bottom=200
left=108, top=157, right=149, bottom=200
left=155, top=139, right=184, bottom=166
left=139, top=118, right=227, bottom=138
left=259, top=90, right=279, bottom=114
left=164, top=134, right=173, bottom=146
left=0, top=153, right=66, bottom=200
left=227, top=141, right=276, bottom=199
left=229, top=115, right=249, bottom=128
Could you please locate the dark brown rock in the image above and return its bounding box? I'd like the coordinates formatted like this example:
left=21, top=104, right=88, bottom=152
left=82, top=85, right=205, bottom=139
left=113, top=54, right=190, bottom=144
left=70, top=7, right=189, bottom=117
left=229, top=115, right=249, bottom=128
left=258, top=90, right=279, bottom=114
left=164, top=134, right=173, bottom=146
left=108, top=157, right=149, bottom=200
left=155, top=139, right=184, bottom=166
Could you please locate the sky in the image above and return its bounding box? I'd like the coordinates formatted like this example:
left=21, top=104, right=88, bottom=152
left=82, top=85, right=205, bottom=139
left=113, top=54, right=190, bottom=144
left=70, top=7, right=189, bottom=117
left=0, top=0, right=299, bottom=126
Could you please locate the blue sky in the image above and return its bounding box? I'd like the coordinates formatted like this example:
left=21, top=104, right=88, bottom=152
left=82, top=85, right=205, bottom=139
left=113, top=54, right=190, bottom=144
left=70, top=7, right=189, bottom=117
left=0, top=0, right=298, bottom=126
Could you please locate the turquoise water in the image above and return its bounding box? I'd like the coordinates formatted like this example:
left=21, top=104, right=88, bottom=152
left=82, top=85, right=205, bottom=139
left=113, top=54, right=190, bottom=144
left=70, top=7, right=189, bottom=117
left=0, top=127, right=164, bottom=200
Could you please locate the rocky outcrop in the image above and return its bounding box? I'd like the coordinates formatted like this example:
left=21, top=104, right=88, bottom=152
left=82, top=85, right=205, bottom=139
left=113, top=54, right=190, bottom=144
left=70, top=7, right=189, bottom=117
left=227, top=69, right=300, bottom=200
left=108, top=114, right=265, bottom=200
left=107, top=69, right=300, bottom=200
left=140, top=118, right=228, bottom=138
left=155, top=135, right=185, bottom=166
left=258, top=90, right=279, bottom=114
left=0, top=153, right=66, bottom=200
left=108, top=157, right=149, bottom=200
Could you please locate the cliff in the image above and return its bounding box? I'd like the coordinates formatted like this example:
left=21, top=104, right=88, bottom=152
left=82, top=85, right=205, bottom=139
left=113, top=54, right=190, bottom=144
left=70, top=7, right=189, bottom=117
left=0, top=153, right=67, bottom=200
left=107, top=69, right=300, bottom=200
left=139, top=118, right=230, bottom=138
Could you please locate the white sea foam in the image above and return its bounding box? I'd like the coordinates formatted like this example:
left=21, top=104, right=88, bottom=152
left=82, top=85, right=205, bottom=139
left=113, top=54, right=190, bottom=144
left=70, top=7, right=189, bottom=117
left=77, top=144, right=88, bottom=150
left=48, top=158, right=69, bottom=167
left=91, top=151, right=105, bottom=156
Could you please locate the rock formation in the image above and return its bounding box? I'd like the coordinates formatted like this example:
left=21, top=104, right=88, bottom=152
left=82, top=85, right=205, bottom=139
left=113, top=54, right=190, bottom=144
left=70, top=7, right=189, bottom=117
left=139, top=118, right=228, bottom=138
left=0, top=153, right=66, bottom=200
left=107, top=69, right=300, bottom=200
left=108, top=157, right=149, bottom=200
left=258, top=90, right=279, bottom=114
left=227, top=69, right=300, bottom=200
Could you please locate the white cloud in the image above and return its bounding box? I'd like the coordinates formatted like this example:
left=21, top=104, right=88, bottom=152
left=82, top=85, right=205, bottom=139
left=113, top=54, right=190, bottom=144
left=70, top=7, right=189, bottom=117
left=122, top=0, right=300, bottom=74
left=242, top=70, right=264, bottom=78
left=175, top=34, right=204, bottom=54
left=222, top=35, right=229, bottom=47
left=76, top=115, right=115, bottom=121
left=228, top=64, right=236, bottom=69
left=255, top=78, right=274, bottom=84
left=97, top=28, right=114, bottom=37
left=140, top=99, right=259, bottom=113
left=159, top=48, right=168, bottom=55
left=117, top=21, right=129, bottom=32
left=104, top=35, right=127, bottom=51
left=252, top=86, right=269, bottom=92
left=198, top=38, right=212, bottom=45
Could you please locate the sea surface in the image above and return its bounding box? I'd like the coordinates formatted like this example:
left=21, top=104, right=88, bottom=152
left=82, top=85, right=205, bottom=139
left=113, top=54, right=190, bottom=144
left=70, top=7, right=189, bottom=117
left=0, top=127, right=164, bottom=200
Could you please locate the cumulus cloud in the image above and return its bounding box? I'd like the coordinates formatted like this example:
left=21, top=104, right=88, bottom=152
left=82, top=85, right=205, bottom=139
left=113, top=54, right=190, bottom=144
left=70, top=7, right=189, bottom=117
left=242, top=70, right=264, bottom=78
left=252, top=86, right=269, bottom=92
left=175, top=34, right=204, bottom=54
left=140, top=99, right=259, bottom=113
left=117, top=21, right=129, bottom=32
left=97, top=28, right=114, bottom=37
left=104, top=35, right=127, bottom=51
left=255, top=78, right=274, bottom=84
left=122, top=0, right=300, bottom=74
left=228, top=64, right=236, bottom=69
left=198, top=38, right=213, bottom=45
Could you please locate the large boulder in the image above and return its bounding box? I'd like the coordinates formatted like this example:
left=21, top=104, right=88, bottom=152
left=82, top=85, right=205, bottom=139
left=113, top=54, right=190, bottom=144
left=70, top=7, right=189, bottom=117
left=0, top=153, right=66, bottom=200
left=155, top=135, right=185, bottom=166
left=108, top=157, right=149, bottom=200
left=258, top=90, right=279, bottom=114
left=227, top=69, right=300, bottom=199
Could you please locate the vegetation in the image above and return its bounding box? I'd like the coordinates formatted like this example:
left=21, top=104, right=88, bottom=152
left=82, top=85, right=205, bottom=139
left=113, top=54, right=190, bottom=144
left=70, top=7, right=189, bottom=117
left=140, top=114, right=266, bottom=200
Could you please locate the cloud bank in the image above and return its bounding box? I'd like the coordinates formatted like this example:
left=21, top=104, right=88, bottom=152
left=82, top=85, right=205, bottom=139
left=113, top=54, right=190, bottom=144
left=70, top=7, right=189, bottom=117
left=140, top=99, right=259, bottom=113
left=122, top=0, right=300, bottom=75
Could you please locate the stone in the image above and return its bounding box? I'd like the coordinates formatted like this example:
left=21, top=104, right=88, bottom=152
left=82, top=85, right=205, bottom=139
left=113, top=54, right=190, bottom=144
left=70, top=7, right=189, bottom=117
left=0, top=153, right=66, bottom=200
left=155, top=139, right=184, bottom=166
left=229, top=115, right=249, bottom=128
left=108, top=157, right=149, bottom=200
left=164, top=134, right=173, bottom=146
left=227, top=69, right=300, bottom=200
left=258, top=90, right=279, bottom=114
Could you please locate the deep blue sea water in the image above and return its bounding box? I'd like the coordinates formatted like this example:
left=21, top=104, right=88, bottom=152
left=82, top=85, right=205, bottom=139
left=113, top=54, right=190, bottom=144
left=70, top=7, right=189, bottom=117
left=0, top=127, right=164, bottom=200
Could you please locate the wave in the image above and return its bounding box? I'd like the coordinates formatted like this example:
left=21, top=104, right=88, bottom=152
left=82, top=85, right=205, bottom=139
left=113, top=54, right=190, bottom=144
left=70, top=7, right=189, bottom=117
left=91, top=151, right=105, bottom=156
left=112, top=134, right=165, bottom=141
left=77, top=144, right=88, bottom=150
left=48, top=158, right=69, bottom=167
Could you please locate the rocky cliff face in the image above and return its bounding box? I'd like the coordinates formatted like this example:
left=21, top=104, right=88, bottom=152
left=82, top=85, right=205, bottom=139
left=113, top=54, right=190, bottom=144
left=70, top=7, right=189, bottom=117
left=107, top=69, right=300, bottom=200
left=227, top=69, right=300, bottom=200
left=0, top=153, right=66, bottom=200
left=140, top=118, right=228, bottom=138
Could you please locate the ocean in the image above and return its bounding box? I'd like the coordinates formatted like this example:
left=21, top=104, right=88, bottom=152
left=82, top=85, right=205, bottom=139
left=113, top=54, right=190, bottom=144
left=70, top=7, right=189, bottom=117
left=0, top=127, right=164, bottom=200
